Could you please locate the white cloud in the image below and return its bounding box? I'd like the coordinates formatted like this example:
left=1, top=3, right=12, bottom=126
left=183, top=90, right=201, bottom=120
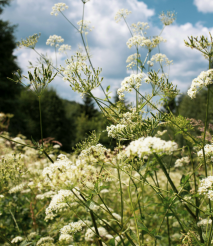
left=193, top=0, right=213, bottom=13
left=4, top=0, right=213, bottom=103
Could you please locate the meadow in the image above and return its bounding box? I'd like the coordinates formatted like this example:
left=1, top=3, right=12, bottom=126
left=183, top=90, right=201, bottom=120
left=0, top=1, right=213, bottom=245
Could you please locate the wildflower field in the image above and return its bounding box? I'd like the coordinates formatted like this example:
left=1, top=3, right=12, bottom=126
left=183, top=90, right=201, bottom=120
left=0, top=1, right=213, bottom=246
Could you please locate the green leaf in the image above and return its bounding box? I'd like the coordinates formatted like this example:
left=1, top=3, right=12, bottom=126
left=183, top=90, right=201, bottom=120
left=108, top=238, right=115, bottom=246
left=106, top=85, right=110, bottom=92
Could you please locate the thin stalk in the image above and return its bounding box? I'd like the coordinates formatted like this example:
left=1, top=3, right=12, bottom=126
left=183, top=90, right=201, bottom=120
left=188, top=146, right=204, bottom=243
left=166, top=216, right=171, bottom=246
left=128, top=173, right=142, bottom=246
left=134, top=88, right=198, bottom=144
left=154, top=153, right=197, bottom=220
left=79, top=194, right=103, bottom=246
left=117, top=160, right=124, bottom=227
left=207, top=223, right=213, bottom=246
left=38, top=96, right=43, bottom=145
left=55, top=45, right=57, bottom=68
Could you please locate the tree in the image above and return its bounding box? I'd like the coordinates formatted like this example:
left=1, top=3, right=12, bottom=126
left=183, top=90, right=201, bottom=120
left=81, top=94, right=98, bottom=119
left=0, top=0, right=23, bottom=114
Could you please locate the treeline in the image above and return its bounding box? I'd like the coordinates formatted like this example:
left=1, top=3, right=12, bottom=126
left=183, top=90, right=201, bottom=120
left=0, top=0, right=212, bottom=152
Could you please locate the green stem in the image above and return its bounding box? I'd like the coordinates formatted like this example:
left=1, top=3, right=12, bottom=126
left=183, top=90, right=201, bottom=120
left=134, top=88, right=198, bottom=144
left=166, top=216, right=171, bottom=246
left=38, top=96, right=43, bottom=145
left=128, top=170, right=142, bottom=246
left=154, top=153, right=197, bottom=220
left=79, top=194, right=103, bottom=246
left=117, top=160, right=124, bottom=227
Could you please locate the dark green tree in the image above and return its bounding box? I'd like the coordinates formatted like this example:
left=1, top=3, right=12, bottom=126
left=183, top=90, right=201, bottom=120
left=81, top=94, right=98, bottom=119
left=0, top=0, right=23, bottom=114
left=17, top=88, right=75, bottom=151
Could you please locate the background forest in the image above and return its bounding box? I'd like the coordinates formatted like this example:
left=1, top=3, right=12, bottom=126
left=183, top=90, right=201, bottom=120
left=0, top=0, right=213, bottom=152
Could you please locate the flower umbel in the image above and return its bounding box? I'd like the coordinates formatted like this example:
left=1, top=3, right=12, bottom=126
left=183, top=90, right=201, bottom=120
left=17, top=33, right=41, bottom=49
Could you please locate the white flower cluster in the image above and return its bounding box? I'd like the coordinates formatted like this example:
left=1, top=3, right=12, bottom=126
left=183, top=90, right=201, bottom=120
left=117, top=73, right=145, bottom=100
left=61, top=52, right=102, bottom=95
left=46, top=35, right=64, bottom=47
left=159, top=11, right=176, bottom=26
left=155, top=130, right=167, bottom=137
left=58, top=44, right=71, bottom=54
left=126, top=36, right=166, bottom=50
left=85, top=227, right=111, bottom=241
left=60, top=220, right=85, bottom=235
left=174, top=157, right=190, bottom=168
left=78, top=144, right=107, bottom=162
left=112, top=212, right=121, bottom=222
left=147, top=53, right=173, bottom=67
left=115, top=9, right=131, bottom=23
left=77, top=20, right=94, bottom=34
left=131, top=22, right=149, bottom=36
left=197, top=218, right=212, bottom=227
left=59, top=233, right=73, bottom=243
left=197, top=143, right=213, bottom=162
left=11, top=236, right=23, bottom=244
left=198, top=176, right=213, bottom=201
left=45, top=189, right=75, bottom=221
left=9, top=183, right=26, bottom=194
left=187, top=69, right=213, bottom=99
left=126, top=53, right=141, bottom=69
left=125, top=137, right=178, bottom=158
left=42, top=154, right=99, bottom=189
left=106, top=124, right=126, bottom=139
left=36, top=191, right=56, bottom=200
left=36, top=236, right=54, bottom=245
left=50, top=3, right=68, bottom=16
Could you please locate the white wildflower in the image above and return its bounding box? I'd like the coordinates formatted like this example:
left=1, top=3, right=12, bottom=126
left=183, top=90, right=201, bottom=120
left=125, top=136, right=178, bottom=158
left=59, top=233, right=73, bottom=243
left=198, top=176, right=213, bottom=200
left=148, top=53, right=173, bottom=66
left=78, top=143, right=107, bottom=162
left=155, top=130, right=167, bottom=137
left=36, top=236, right=54, bottom=245
left=9, top=183, right=26, bottom=194
left=11, top=236, right=23, bottom=244
left=174, top=157, right=190, bottom=168
left=115, top=9, right=131, bottom=23
left=46, top=35, right=64, bottom=47
left=77, top=20, right=94, bottom=34
left=117, top=73, right=145, bottom=100
left=50, top=3, right=68, bottom=16
left=127, top=36, right=166, bottom=50
left=36, top=191, right=56, bottom=200
left=159, top=11, right=176, bottom=26
left=126, top=53, right=141, bottom=69
left=188, top=69, right=213, bottom=99
left=131, top=22, right=149, bottom=36
left=45, top=190, right=75, bottom=221
left=197, top=219, right=212, bottom=227
left=58, top=44, right=71, bottom=54
left=85, top=227, right=108, bottom=241
left=112, top=213, right=121, bottom=221
left=197, top=143, right=213, bottom=162
left=60, top=220, right=85, bottom=235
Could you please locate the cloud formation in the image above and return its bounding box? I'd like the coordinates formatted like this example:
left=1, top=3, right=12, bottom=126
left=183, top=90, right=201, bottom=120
left=3, top=0, right=213, bottom=104
left=193, top=0, right=213, bottom=13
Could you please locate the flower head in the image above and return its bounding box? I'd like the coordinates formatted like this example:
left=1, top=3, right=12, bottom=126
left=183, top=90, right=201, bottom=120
left=50, top=3, right=68, bottom=16
left=115, top=9, right=131, bottom=23
left=46, top=35, right=64, bottom=47
left=159, top=11, right=176, bottom=26
left=17, top=33, right=41, bottom=49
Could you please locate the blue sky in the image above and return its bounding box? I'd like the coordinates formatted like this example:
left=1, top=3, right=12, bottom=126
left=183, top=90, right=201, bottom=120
left=2, top=0, right=213, bottom=104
